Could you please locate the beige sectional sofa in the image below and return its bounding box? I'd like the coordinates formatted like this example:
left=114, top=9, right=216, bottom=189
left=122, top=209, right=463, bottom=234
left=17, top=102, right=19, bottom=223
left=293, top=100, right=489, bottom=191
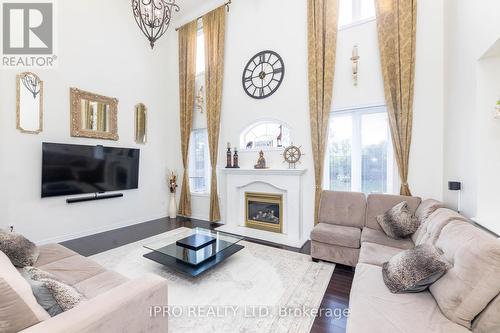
left=1, top=243, right=168, bottom=333
left=311, top=191, right=500, bottom=333
left=311, top=191, right=421, bottom=266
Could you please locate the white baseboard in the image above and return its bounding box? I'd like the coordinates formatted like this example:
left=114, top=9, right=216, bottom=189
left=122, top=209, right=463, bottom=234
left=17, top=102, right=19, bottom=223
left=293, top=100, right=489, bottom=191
left=188, top=214, right=212, bottom=222
left=35, top=213, right=168, bottom=246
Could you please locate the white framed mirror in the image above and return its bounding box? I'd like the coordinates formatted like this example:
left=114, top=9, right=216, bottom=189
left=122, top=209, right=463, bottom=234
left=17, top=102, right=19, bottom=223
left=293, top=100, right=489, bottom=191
left=16, top=72, right=43, bottom=134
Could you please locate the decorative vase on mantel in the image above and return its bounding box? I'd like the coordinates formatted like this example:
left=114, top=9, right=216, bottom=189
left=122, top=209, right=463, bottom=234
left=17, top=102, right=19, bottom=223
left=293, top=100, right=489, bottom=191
left=168, top=170, right=178, bottom=219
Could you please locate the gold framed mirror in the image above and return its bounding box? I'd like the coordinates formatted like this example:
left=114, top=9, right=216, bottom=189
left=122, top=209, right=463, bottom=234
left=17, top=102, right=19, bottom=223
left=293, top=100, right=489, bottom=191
left=135, top=103, right=147, bottom=144
left=70, top=88, right=118, bottom=140
left=16, top=72, right=43, bottom=134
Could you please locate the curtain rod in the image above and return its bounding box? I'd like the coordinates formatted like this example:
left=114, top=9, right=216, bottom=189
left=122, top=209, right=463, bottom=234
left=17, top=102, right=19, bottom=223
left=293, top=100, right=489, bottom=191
left=175, top=0, right=231, bottom=31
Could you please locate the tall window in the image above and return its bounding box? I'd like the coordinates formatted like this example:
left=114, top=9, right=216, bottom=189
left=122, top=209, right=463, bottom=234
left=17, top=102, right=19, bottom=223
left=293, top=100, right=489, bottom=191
left=325, top=105, right=394, bottom=194
left=196, top=28, right=204, bottom=75
left=189, top=129, right=210, bottom=193
left=188, top=23, right=210, bottom=194
left=339, top=0, right=375, bottom=27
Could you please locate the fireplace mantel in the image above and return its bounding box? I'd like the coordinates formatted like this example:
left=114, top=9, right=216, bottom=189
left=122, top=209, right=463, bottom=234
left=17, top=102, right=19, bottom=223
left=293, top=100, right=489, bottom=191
left=220, top=168, right=307, bottom=176
left=217, top=167, right=308, bottom=248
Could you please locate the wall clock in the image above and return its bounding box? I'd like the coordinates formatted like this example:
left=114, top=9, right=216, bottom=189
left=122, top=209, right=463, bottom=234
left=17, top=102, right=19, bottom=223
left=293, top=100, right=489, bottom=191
left=242, top=50, right=285, bottom=99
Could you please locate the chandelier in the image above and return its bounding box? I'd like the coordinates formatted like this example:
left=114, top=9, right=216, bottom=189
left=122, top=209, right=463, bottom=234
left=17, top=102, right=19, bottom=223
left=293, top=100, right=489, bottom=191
left=132, top=0, right=180, bottom=49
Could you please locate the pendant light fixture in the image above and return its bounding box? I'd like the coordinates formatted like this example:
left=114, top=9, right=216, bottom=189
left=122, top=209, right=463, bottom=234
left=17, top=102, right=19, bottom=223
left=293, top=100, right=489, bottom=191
left=132, top=0, right=180, bottom=49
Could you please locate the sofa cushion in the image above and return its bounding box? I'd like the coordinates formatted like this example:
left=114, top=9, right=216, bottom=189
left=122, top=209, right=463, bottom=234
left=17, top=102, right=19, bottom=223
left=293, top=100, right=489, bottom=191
left=36, top=255, right=106, bottom=286
left=382, top=244, right=450, bottom=293
left=473, top=292, right=500, bottom=333
left=347, top=263, right=470, bottom=333
left=35, top=244, right=78, bottom=267
left=0, top=251, right=50, bottom=332
left=310, top=223, right=361, bottom=248
left=376, top=201, right=420, bottom=239
left=429, top=221, right=500, bottom=328
left=319, top=191, right=366, bottom=228
left=366, top=194, right=421, bottom=231
left=74, top=271, right=129, bottom=299
left=0, top=230, right=40, bottom=267
left=415, top=199, right=444, bottom=223
left=361, top=227, right=414, bottom=249
left=311, top=241, right=360, bottom=267
left=412, top=208, right=468, bottom=245
left=358, top=242, right=403, bottom=266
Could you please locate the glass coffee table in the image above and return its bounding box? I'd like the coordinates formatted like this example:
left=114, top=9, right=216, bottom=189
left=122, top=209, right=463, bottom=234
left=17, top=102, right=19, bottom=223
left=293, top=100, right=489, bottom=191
left=143, top=228, right=244, bottom=277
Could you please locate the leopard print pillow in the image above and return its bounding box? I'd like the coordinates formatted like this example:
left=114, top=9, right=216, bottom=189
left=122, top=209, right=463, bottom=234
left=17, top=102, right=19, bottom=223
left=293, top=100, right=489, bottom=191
left=0, top=230, right=39, bottom=267
left=382, top=244, right=451, bottom=293
left=23, top=266, right=86, bottom=314
left=376, top=201, right=419, bottom=239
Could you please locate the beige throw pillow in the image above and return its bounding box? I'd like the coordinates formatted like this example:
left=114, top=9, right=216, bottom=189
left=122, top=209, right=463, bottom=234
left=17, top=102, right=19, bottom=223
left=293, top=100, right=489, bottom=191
left=376, top=201, right=419, bottom=239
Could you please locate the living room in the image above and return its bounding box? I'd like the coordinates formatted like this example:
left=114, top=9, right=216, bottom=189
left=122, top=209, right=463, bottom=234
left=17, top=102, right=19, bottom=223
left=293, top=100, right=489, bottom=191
left=0, top=0, right=499, bottom=332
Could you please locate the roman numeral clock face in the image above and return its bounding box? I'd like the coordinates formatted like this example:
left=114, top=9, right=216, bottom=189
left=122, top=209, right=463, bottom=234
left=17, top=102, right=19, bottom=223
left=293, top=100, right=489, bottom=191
left=242, top=50, right=285, bottom=99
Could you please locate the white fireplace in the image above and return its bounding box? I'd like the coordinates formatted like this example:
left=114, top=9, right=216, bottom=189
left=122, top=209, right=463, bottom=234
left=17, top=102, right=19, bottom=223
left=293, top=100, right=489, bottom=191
left=216, top=168, right=307, bottom=247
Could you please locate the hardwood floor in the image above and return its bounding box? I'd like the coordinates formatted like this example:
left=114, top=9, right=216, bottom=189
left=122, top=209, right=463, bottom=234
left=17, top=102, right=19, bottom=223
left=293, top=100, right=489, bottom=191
left=61, top=217, right=354, bottom=333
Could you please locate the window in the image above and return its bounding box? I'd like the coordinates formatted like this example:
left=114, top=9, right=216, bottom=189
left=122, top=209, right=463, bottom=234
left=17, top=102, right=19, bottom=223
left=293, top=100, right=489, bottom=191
left=324, top=106, right=394, bottom=194
left=196, top=29, right=205, bottom=75
left=188, top=22, right=210, bottom=194
left=240, top=121, right=291, bottom=150
left=189, top=129, right=210, bottom=194
left=339, top=0, right=375, bottom=27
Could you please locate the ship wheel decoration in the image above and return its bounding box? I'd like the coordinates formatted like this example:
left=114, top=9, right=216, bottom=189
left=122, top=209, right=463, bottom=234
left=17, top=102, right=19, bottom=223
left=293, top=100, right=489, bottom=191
left=283, top=144, right=303, bottom=169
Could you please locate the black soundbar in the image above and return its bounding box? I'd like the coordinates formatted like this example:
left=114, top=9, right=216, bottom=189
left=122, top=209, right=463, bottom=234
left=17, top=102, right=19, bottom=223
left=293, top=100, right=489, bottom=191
left=66, top=193, right=123, bottom=204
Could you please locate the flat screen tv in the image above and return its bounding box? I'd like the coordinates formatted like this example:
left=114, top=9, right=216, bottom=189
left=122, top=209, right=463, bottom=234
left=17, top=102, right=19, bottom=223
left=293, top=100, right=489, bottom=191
left=42, top=142, right=140, bottom=198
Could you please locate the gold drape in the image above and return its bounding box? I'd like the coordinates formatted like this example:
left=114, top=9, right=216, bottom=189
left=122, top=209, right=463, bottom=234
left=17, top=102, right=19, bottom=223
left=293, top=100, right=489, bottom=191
left=375, top=0, right=417, bottom=196
left=203, top=6, right=225, bottom=222
left=177, top=21, right=198, bottom=217
left=308, top=0, right=339, bottom=225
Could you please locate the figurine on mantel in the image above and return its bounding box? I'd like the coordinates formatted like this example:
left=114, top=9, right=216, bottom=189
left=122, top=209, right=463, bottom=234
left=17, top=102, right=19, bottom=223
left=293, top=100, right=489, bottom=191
left=254, top=150, right=268, bottom=169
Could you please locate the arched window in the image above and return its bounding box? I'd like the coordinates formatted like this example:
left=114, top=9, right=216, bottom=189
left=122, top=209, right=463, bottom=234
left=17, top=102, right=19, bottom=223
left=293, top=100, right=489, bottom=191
left=240, top=121, right=291, bottom=150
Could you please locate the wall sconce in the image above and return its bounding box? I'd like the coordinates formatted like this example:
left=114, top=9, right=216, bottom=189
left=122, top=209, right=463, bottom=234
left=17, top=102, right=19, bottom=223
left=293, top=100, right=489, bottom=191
left=350, top=45, right=360, bottom=86
left=196, top=85, right=204, bottom=114
left=448, top=181, right=462, bottom=213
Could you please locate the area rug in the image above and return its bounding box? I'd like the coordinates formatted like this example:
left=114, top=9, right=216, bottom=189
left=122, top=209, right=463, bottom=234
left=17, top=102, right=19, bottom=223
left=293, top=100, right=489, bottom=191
left=90, top=227, right=334, bottom=333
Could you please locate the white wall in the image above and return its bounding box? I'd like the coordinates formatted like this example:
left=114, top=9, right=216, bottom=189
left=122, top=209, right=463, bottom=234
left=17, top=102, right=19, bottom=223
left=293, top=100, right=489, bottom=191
left=176, top=0, right=445, bottom=230
left=0, top=0, right=180, bottom=243
left=410, top=0, right=444, bottom=201
left=0, top=75, right=7, bottom=231
left=476, top=53, right=500, bottom=234
left=444, top=0, right=500, bottom=227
